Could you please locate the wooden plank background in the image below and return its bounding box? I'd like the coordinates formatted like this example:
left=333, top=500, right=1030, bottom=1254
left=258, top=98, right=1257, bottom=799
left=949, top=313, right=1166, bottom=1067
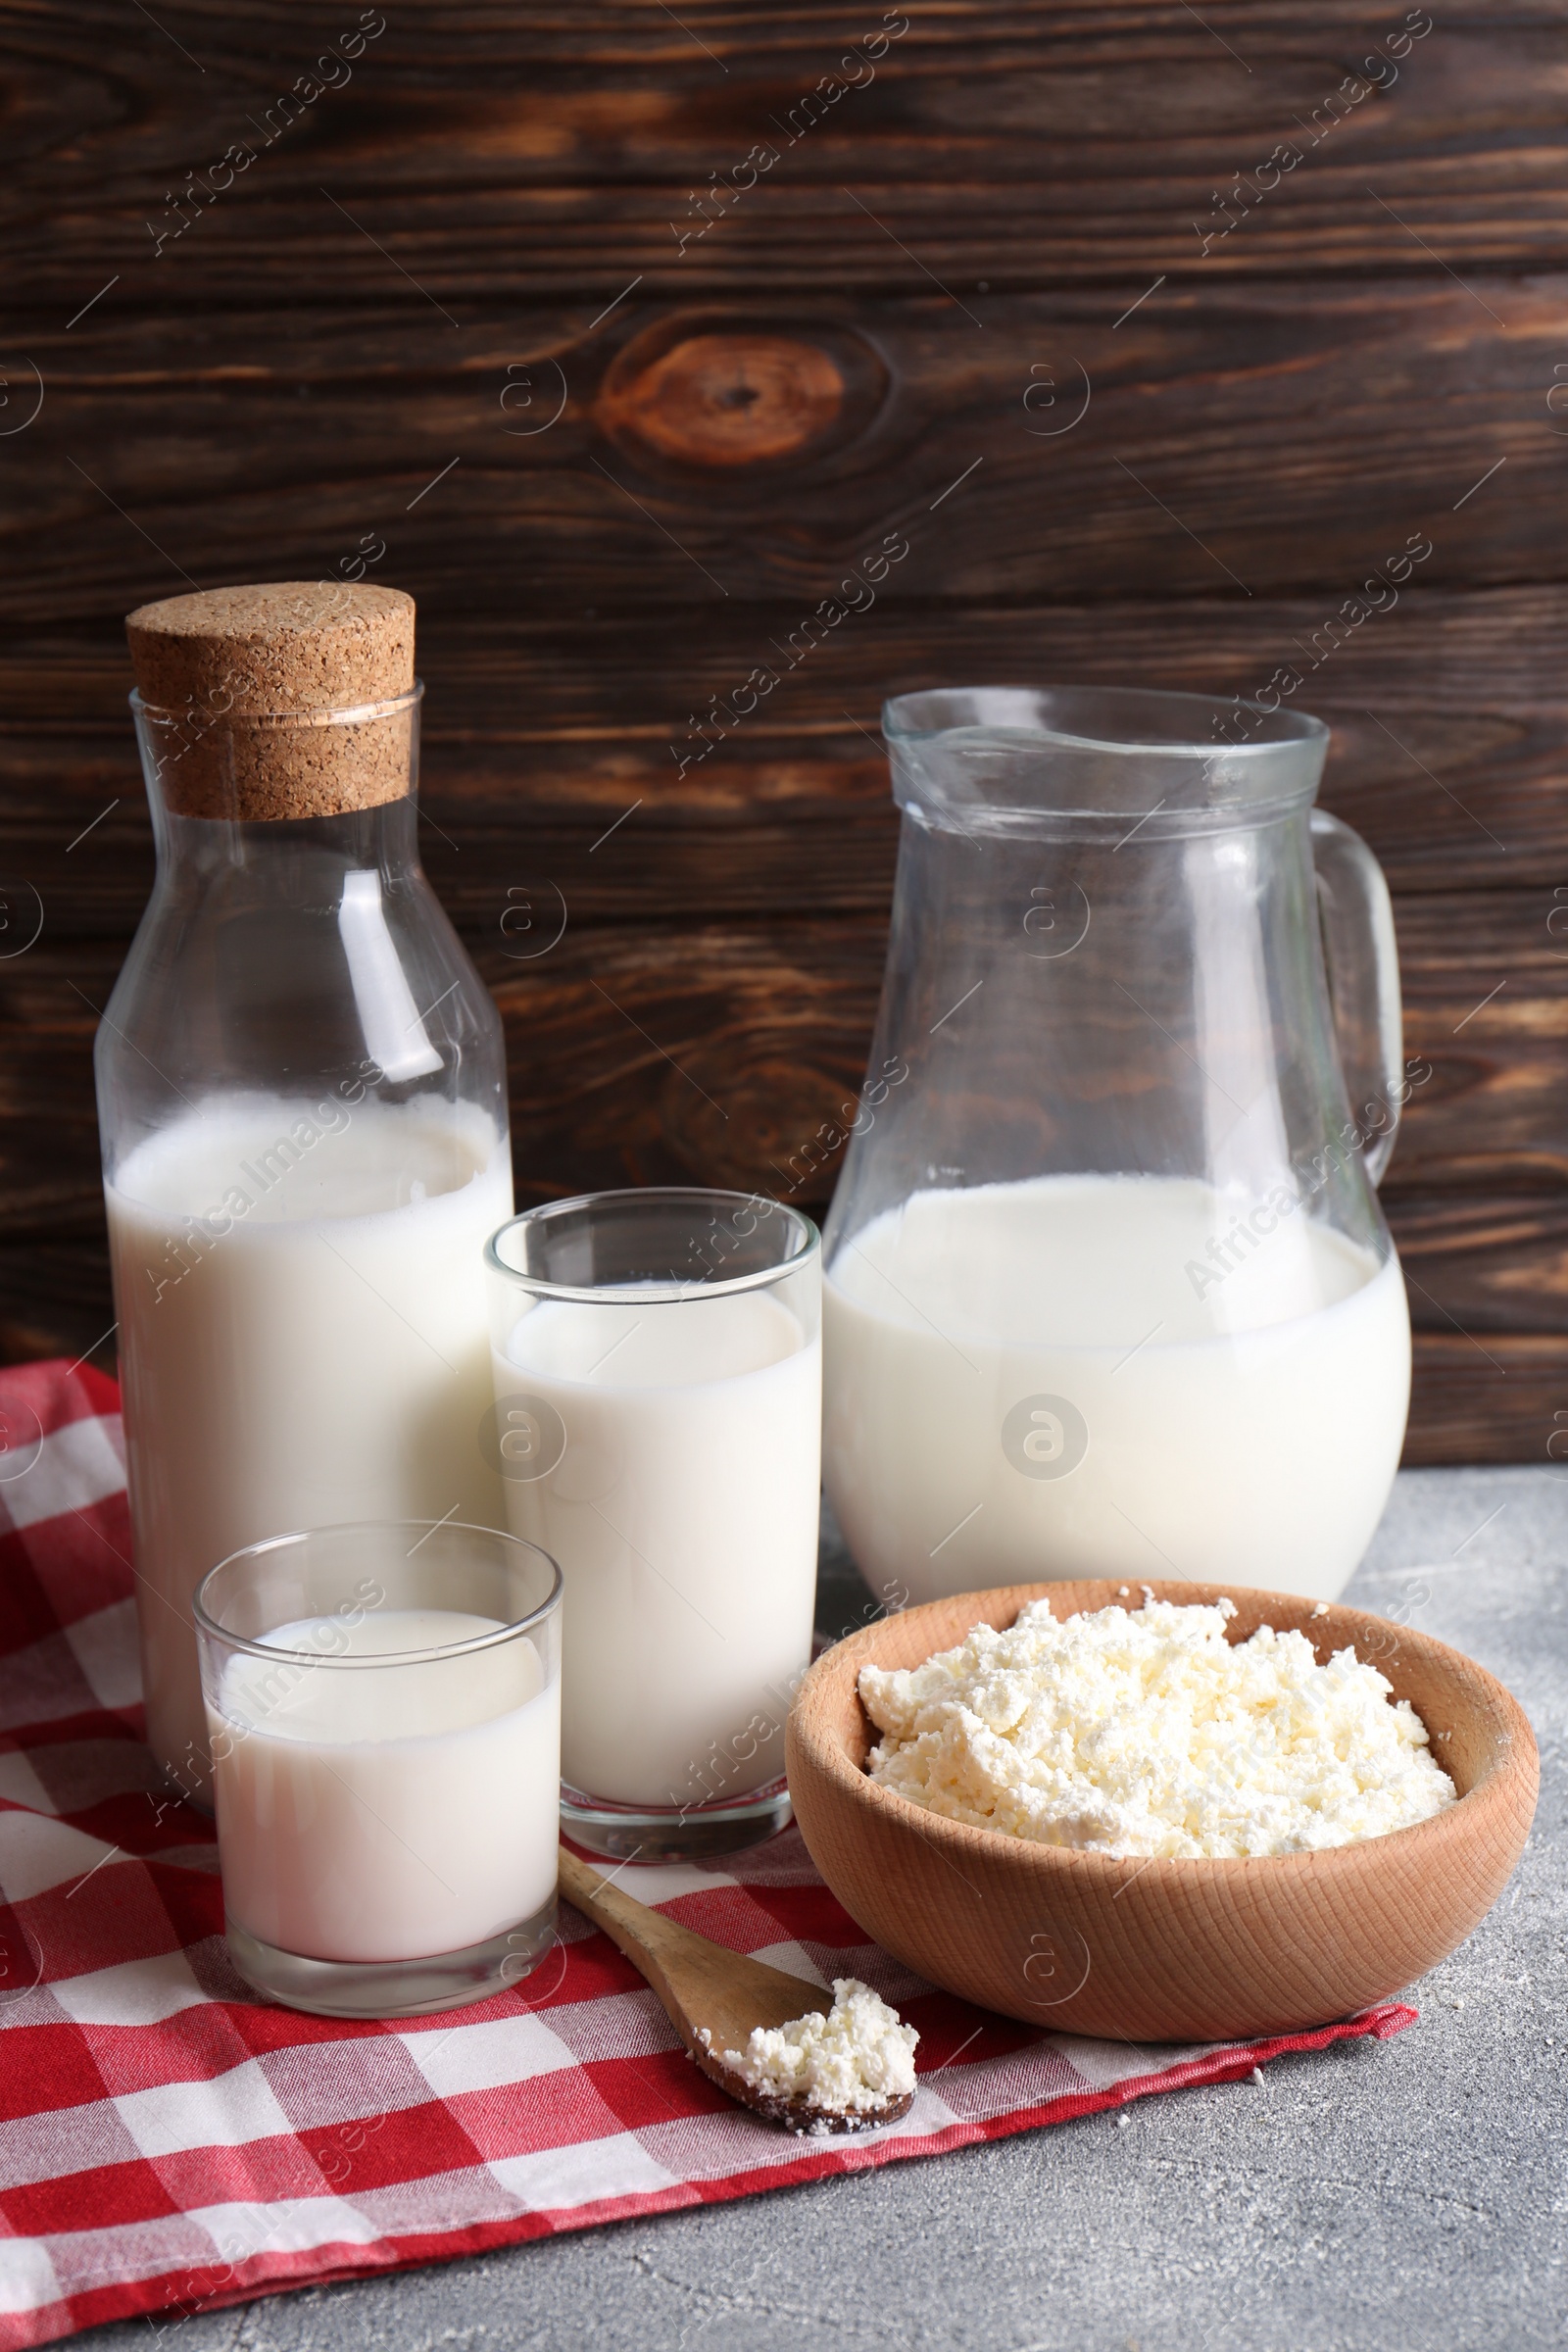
left=3, top=0, right=1567, bottom=1461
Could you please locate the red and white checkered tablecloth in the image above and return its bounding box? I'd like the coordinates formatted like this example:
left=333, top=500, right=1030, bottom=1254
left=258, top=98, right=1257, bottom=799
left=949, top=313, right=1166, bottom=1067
left=0, top=1356, right=1416, bottom=2347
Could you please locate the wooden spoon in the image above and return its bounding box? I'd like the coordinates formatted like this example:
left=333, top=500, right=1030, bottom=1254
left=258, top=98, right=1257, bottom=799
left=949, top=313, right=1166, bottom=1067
left=557, top=1844, right=915, bottom=2135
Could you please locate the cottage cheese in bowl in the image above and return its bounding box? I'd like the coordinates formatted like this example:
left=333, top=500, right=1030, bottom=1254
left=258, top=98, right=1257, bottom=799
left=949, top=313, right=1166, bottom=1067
left=858, top=1594, right=1457, bottom=1859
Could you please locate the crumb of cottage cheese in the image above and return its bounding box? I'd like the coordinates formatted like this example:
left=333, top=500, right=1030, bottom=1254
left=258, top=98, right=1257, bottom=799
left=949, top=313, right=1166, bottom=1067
left=706, top=1980, right=918, bottom=2116
left=858, top=1596, right=1458, bottom=1859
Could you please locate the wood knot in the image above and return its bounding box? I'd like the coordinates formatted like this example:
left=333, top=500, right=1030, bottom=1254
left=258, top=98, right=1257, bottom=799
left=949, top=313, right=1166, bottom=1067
left=597, top=331, right=848, bottom=469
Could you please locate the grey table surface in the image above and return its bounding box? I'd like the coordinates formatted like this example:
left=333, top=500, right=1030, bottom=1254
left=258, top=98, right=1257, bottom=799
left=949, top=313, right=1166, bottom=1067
left=81, top=1472, right=1565, bottom=2352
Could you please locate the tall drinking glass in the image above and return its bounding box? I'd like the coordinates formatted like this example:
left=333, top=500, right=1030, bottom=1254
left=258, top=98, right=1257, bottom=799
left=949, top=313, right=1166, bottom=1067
left=485, top=1189, right=821, bottom=1862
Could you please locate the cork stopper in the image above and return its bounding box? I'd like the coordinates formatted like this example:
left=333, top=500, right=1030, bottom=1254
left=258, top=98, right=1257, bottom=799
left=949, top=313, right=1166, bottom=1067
left=125, top=582, right=416, bottom=820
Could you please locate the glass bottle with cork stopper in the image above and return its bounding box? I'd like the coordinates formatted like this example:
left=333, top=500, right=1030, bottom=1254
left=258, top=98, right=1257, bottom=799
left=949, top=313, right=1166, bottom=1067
left=98, top=582, right=513, bottom=1801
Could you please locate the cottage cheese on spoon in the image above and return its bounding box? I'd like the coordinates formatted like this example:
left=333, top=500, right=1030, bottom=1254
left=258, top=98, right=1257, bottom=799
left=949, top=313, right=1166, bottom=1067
left=713, top=1979, right=918, bottom=2118
left=859, top=1596, right=1456, bottom=1858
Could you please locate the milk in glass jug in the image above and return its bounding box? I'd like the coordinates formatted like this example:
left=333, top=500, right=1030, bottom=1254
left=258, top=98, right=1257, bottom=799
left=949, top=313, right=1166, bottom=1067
left=822, top=686, right=1411, bottom=1606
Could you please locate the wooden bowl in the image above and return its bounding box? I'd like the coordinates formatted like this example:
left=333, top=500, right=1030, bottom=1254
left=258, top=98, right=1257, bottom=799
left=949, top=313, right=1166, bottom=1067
left=786, top=1579, right=1538, bottom=2042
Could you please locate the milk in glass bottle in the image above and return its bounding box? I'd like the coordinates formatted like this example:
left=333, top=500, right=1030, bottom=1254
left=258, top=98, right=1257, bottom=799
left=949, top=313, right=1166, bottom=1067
left=98, top=584, right=512, bottom=1796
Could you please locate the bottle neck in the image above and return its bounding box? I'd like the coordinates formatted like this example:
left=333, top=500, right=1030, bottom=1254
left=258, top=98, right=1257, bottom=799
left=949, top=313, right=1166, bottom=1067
left=148, top=793, right=424, bottom=897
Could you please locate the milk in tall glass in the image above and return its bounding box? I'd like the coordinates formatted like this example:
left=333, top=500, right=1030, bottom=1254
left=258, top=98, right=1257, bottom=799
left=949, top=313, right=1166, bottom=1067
left=486, top=1191, right=821, bottom=1861
left=500, top=1290, right=819, bottom=1807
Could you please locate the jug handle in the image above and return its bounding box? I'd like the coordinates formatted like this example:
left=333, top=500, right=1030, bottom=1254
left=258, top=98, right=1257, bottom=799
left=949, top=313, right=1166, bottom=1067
left=1310, top=809, right=1404, bottom=1188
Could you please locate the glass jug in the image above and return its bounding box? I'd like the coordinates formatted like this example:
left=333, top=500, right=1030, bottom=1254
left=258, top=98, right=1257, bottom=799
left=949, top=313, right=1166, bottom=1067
left=821, top=685, right=1412, bottom=1607
left=98, top=602, right=512, bottom=1799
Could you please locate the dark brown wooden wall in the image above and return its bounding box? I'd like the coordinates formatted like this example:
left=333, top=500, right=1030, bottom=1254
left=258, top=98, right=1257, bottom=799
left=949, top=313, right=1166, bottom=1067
left=4, top=1, right=1567, bottom=1461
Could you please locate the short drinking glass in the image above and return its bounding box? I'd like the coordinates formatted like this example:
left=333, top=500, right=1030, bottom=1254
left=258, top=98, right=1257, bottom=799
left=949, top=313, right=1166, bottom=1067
left=485, top=1188, right=821, bottom=1863
left=195, top=1519, right=562, bottom=2018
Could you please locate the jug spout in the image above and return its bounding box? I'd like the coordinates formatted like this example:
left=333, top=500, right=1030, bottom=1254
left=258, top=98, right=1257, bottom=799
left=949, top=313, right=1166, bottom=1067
left=884, top=684, right=1330, bottom=840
